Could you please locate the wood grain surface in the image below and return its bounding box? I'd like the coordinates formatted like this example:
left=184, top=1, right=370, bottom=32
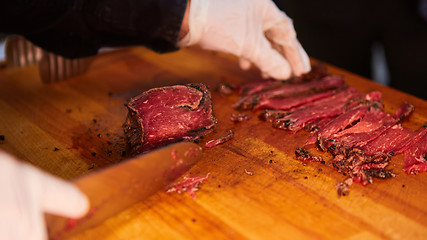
left=0, top=46, right=426, bottom=240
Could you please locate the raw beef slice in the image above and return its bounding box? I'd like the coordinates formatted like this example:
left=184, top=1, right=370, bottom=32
left=123, top=83, right=217, bottom=154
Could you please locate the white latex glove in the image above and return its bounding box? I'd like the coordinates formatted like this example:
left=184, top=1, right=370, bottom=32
left=0, top=151, right=89, bottom=240
left=178, top=0, right=311, bottom=79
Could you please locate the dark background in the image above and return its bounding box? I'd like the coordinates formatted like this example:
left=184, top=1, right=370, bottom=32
left=273, top=0, right=427, bottom=100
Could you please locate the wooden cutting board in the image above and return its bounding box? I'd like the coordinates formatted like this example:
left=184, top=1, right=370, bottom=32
left=0, top=46, right=426, bottom=239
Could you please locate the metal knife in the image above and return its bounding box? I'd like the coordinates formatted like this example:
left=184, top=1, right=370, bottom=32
left=45, top=142, right=203, bottom=240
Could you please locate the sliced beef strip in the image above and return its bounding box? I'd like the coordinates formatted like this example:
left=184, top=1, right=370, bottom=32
left=272, top=88, right=362, bottom=132
left=328, top=103, right=414, bottom=150
left=361, top=124, right=414, bottom=156
left=403, top=127, right=427, bottom=175
left=304, top=117, right=335, bottom=135
left=254, top=90, right=335, bottom=111
left=308, top=91, right=380, bottom=141
left=394, top=125, right=427, bottom=154
left=310, top=105, right=370, bottom=147
left=233, top=75, right=346, bottom=110
left=123, top=83, right=217, bottom=154
left=238, top=63, right=329, bottom=96
left=332, top=107, right=387, bottom=137
left=238, top=79, right=278, bottom=96
left=311, top=91, right=383, bottom=148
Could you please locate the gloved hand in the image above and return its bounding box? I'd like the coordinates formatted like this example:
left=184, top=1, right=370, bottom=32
left=178, top=0, right=311, bottom=79
left=0, top=151, right=89, bottom=240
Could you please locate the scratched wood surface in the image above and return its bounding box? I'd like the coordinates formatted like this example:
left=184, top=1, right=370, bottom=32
left=0, top=47, right=426, bottom=240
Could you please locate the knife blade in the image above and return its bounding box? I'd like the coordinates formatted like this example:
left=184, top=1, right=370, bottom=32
left=45, top=142, right=203, bottom=240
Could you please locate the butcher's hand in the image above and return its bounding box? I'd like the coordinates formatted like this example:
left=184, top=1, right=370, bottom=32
left=0, top=151, right=89, bottom=240
left=178, top=0, right=311, bottom=79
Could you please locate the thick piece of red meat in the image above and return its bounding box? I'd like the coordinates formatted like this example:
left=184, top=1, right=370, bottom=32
left=122, top=84, right=217, bottom=154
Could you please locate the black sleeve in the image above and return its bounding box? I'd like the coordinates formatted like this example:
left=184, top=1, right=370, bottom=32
left=0, top=0, right=187, bottom=58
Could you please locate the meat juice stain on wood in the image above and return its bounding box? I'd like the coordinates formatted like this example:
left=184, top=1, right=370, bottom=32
left=70, top=117, right=127, bottom=168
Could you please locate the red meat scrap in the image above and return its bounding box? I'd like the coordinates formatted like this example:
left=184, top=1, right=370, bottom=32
left=205, top=130, right=234, bottom=148
left=230, top=113, right=251, bottom=122
left=167, top=173, right=210, bottom=199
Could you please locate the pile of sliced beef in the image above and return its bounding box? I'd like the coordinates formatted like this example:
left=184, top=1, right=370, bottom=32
left=233, top=64, right=427, bottom=196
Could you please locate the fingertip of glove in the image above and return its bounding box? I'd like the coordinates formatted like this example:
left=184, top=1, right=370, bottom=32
left=40, top=174, right=90, bottom=218
left=239, top=58, right=251, bottom=70
left=67, top=187, right=90, bottom=218
left=264, top=61, right=292, bottom=80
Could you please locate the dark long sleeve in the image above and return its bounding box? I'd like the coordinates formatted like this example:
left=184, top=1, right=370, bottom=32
left=0, top=0, right=187, bottom=58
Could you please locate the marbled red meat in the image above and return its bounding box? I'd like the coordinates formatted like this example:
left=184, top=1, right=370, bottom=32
left=329, top=103, right=414, bottom=149
left=362, top=125, right=414, bottom=156
left=255, top=90, right=335, bottom=111
left=333, top=107, right=387, bottom=137
left=238, top=63, right=328, bottom=96
left=306, top=105, right=370, bottom=146
left=272, top=88, right=361, bottom=132
left=233, top=75, right=346, bottom=110
left=123, top=84, right=217, bottom=154
left=403, top=127, right=427, bottom=174
left=394, top=125, right=427, bottom=154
